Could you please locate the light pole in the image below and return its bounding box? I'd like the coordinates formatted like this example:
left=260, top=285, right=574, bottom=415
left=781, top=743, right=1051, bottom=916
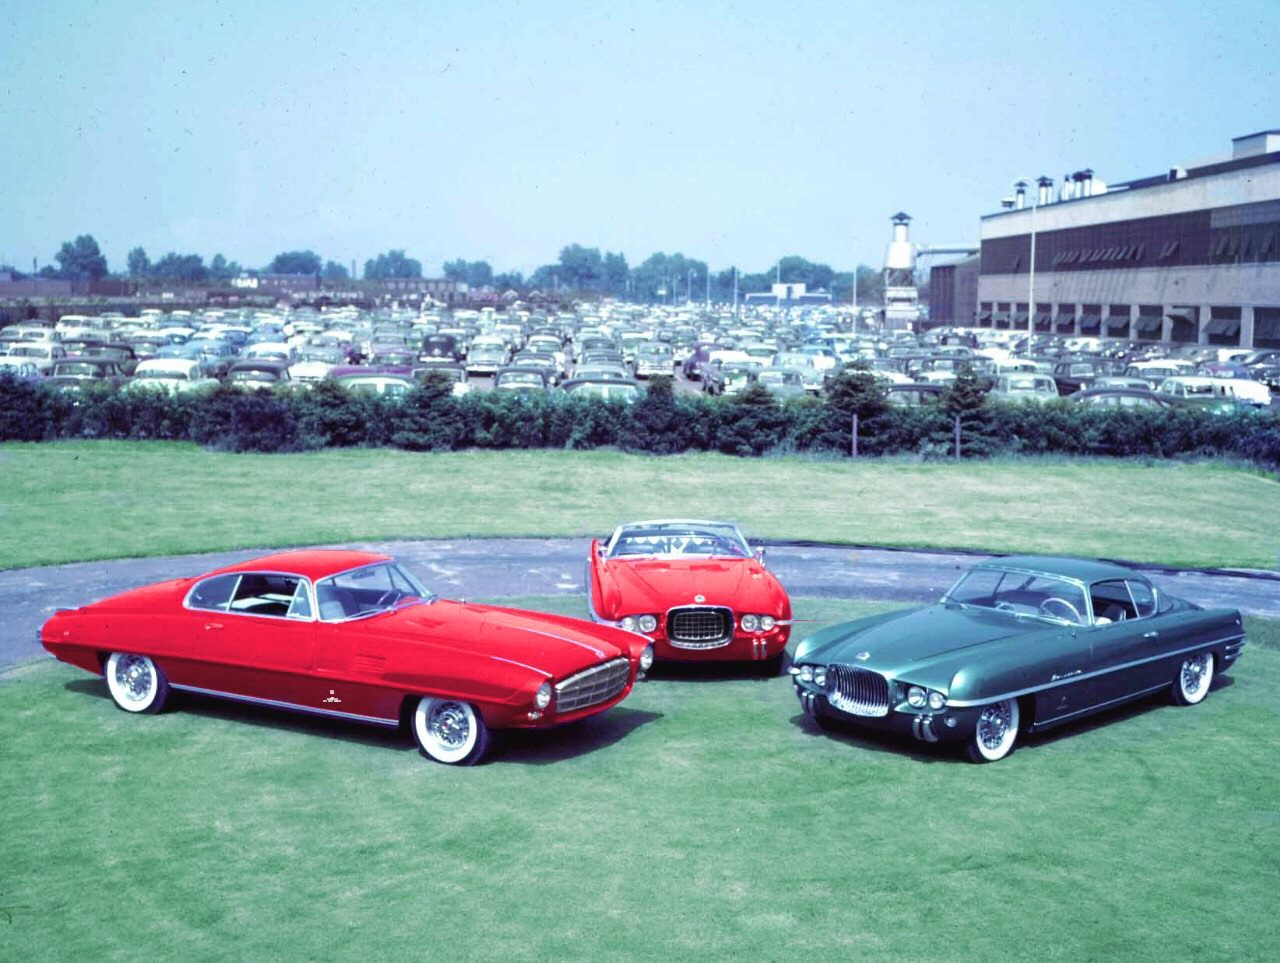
left=1012, top=176, right=1052, bottom=356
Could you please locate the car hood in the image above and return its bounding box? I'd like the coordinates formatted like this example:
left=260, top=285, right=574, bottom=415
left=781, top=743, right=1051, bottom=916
left=361, top=600, right=627, bottom=678
left=599, top=557, right=781, bottom=615
left=800, top=603, right=1054, bottom=675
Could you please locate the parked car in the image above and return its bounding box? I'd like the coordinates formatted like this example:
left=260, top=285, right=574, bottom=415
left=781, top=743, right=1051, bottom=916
left=125, top=358, right=219, bottom=394
left=493, top=367, right=552, bottom=392
left=702, top=362, right=756, bottom=396
left=587, top=519, right=792, bottom=673
left=884, top=383, right=945, bottom=407
left=44, top=357, right=129, bottom=390
left=754, top=367, right=807, bottom=398
left=41, top=550, right=653, bottom=766
left=989, top=373, right=1058, bottom=403
left=561, top=378, right=641, bottom=402
left=226, top=360, right=292, bottom=387
left=1071, top=388, right=1175, bottom=409
left=419, top=334, right=465, bottom=364
left=334, top=372, right=416, bottom=397
left=791, top=556, right=1245, bottom=763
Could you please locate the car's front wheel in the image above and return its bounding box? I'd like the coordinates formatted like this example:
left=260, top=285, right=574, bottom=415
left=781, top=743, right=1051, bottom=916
left=966, top=698, right=1020, bottom=763
left=1172, top=651, right=1214, bottom=706
left=412, top=697, right=492, bottom=765
left=104, top=652, right=169, bottom=714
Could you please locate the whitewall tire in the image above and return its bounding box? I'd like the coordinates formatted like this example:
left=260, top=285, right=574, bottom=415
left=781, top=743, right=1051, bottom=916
left=104, top=653, right=170, bottom=714
left=1172, top=652, right=1214, bottom=706
left=967, top=698, right=1020, bottom=763
left=412, top=697, right=491, bottom=765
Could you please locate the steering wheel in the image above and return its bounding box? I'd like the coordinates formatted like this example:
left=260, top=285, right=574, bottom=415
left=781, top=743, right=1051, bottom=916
left=374, top=588, right=403, bottom=608
left=1038, top=597, right=1082, bottom=623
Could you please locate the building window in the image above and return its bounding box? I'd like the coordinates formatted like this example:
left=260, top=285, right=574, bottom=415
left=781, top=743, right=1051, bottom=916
left=1167, top=307, right=1198, bottom=344
left=1255, top=307, right=1280, bottom=348
left=1206, top=306, right=1242, bottom=346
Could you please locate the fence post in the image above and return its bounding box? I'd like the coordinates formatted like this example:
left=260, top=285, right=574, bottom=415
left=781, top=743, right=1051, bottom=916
left=954, top=414, right=961, bottom=460
left=851, top=413, right=858, bottom=459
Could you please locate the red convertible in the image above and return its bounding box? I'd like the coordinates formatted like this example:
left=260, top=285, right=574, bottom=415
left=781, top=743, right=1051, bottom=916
left=587, top=519, right=793, bottom=673
left=41, top=550, right=653, bottom=765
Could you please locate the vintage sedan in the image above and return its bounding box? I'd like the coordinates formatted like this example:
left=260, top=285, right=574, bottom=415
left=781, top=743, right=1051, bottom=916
left=587, top=519, right=792, bottom=673
left=791, top=556, right=1245, bottom=762
left=42, top=550, right=653, bottom=765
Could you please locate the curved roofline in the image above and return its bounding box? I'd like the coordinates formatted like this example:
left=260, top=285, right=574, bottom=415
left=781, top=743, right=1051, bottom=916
left=208, top=549, right=392, bottom=581
left=979, top=554, right=1139, bottom=583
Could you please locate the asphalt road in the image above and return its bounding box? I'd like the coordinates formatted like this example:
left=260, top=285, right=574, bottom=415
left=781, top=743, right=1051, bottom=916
left=4, top=538, right=1277, bottom=669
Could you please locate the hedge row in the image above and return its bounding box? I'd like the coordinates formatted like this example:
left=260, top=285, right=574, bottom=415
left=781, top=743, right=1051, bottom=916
left=2, top=372, right=1277, bottom=468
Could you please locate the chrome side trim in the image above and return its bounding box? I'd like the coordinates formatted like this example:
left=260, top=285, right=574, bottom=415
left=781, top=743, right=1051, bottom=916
left=1031, top=682, right=1170, bottom=725
left=169, top=684, right=400, bottom=727
left=946, top=633, right=1244, bottom=708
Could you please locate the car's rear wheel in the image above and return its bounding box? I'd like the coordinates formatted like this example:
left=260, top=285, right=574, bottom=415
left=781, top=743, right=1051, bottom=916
left=966, top=697, right=1020, bottom=763
left=412, top=697, right=491, bottom=765
left=1172, top=651, right=1214, bottom=706
left=104, top=652, right=169, bottom=714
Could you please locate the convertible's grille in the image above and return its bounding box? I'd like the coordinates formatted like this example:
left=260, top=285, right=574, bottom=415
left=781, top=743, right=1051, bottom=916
left=667, top=606, right=733, bottom=649
left=556, top=658, right=630, bottom=713
left=826, top=665, right=890, bottom=717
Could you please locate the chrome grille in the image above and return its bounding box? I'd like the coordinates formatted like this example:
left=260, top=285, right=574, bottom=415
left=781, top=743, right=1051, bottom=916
left=555, top=658, right=630, bottom=713
left=667, top=606, right=733, bottom=649
left=826, top=664, right=890, bottom=717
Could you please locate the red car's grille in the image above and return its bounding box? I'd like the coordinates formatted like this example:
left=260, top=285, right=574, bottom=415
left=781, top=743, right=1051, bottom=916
left=555, top=658, right=630, bottom=713
left=667, top=606, right=733, bottom=649
left=826, top=665, right=890, bottom=717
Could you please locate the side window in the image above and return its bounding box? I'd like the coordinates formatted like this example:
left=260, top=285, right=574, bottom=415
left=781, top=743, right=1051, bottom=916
left=286, top=580, right=313, bottom=620
left=1090, top=580, right=1137, bottom=623
left=1126, top=580, right=1156, bottom=618
left=188, top=574, right=240, bottom=611
left=229, top=573, right=304, bottom=618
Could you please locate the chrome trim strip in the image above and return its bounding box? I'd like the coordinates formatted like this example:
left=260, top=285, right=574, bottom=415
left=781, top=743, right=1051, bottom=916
left=945, top=632, right=1245, bottom=707
left=1033, top=682, right=1170, bottom=725
left=169, top=684, right=399, bottom=727
left=489, top=655, right=551, bottom=677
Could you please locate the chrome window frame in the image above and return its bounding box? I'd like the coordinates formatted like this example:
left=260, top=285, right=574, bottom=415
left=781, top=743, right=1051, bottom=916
left=183, top=570, right=318, bottom=623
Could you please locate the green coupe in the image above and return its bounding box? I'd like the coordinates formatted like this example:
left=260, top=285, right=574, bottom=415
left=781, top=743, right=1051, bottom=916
left=791, top=556, right=1246, bottom=763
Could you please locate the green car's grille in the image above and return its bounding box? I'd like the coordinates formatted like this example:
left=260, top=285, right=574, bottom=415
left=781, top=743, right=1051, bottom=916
left=555, top=658, right=630, bottom=713
left=827, top=665, right=890, bottom=717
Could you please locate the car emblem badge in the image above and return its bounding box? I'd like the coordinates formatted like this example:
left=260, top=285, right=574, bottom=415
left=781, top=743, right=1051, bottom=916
left=694, top=594, right=705, bottom=603
left=856, top=651, right=871, bottom=661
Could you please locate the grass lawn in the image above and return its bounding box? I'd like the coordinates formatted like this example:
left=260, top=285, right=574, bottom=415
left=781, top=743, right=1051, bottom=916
left=4, top=596, right=1278, bottom=962
left=2, top=441, right=1278, bottom=570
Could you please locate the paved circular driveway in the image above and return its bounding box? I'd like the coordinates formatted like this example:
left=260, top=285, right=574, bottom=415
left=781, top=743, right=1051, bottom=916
left=4, top=537, right=1277, bottom=668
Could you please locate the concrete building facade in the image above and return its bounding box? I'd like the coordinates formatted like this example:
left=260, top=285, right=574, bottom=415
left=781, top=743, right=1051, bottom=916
left=977, top=131, right=1280, bottom=349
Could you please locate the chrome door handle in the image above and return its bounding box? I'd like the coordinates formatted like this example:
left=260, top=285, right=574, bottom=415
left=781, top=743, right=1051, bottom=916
left=1143, top=630, right=1158, bottom=638
left=205, top=622, right=224, bottom=630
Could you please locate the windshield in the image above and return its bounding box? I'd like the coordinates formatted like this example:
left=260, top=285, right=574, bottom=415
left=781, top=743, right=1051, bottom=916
left=607, top=522, right=750, bottom=559
left=943, top=567, right=1089, bottom=625
left=314, top=561, right=433, bottom=621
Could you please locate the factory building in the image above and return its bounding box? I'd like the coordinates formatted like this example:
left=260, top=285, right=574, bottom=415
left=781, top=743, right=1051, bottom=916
left=977, top=130, right=1280, bottom=349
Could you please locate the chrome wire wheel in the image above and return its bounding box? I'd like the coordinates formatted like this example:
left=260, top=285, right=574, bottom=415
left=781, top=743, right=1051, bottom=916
left=412, top=697, right=491, bottom=765
left=104, top=652, right=169, bottom=714
left=968, top=698, right=1020, bottom=763
left=1173, top=651, right=1214, bottom=706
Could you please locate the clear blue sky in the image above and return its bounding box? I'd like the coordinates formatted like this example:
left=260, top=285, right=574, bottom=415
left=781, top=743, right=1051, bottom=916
left=2, top=0, right=1276, bottom=278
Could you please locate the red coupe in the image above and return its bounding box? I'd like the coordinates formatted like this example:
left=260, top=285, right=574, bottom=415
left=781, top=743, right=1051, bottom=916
left=587, top=519, right=792, bottom=673
left=41, top=549, right=654, bottom=765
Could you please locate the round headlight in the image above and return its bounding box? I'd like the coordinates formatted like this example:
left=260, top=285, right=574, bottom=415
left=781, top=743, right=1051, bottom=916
left=535, top=681, right=552, bottom=710
left=621, top=616, right=638, bottom=632
left=813, top=667, right=827, bottom=687
left=639, top=644, right=655, bottom=672
left=759, top=615, right=776, bottom=631
left=907, top=685, right=927, bottom=708
left=638, top=614, right=658, bottom=633
left=741, top=614, right=759, bottom=632
left=928, top=690, right=947, bottom=710
left=799, top=665, right=815, bottom=683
